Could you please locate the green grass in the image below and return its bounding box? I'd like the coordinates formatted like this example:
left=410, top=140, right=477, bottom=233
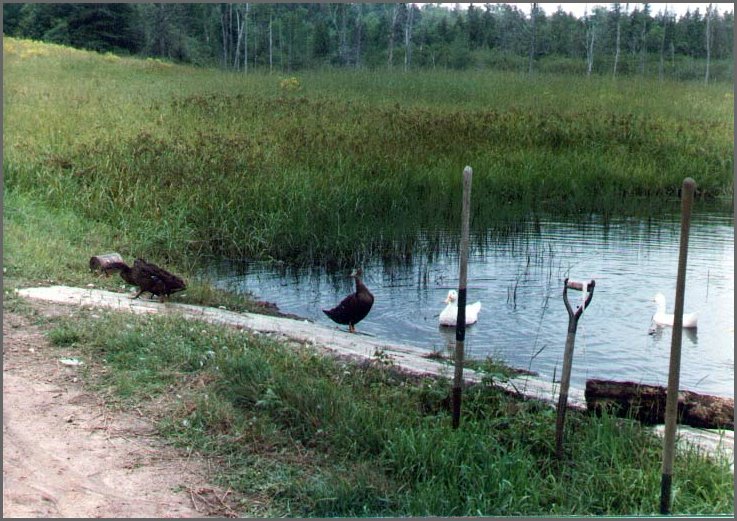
left=31, top=306, right=733, bottom=517
left=4, top=37, right=733, bottom=267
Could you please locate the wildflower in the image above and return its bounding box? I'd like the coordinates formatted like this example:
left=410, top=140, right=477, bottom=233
left=280, top=77, right=301, bottom=92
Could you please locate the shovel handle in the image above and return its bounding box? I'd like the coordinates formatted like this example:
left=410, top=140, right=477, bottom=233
left=563, top=278, right=596, bottom=319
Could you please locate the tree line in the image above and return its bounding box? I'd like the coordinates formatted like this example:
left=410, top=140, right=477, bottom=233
left=3, top=3, right=733, bottom=81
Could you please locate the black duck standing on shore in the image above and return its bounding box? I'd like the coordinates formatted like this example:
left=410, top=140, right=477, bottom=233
left=323, top=268, right=374, bottom=333
left=106, top=258, right=186, bottom=302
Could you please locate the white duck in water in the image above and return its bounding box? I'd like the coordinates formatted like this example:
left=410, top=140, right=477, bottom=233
left=652, top=292, right=698, bottom=329
left=439, top=290, right=481, bottom=327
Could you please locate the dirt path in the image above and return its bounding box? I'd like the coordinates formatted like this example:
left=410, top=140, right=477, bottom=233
left=2, top=305, right=237, bottom=518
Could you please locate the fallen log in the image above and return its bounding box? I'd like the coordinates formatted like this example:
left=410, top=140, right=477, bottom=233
left=585, top=379, right=733, bottom=430
left=89, top=252, right=125, bottom=276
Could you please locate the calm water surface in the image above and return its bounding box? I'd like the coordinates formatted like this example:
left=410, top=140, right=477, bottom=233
left=208, top=210, right=734, bottom=398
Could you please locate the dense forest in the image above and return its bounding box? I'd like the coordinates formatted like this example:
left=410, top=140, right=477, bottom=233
left=3, top=3, right=734, bottom=80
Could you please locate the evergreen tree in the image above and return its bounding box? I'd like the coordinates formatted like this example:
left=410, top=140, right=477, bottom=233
left=312, top=19, right=330, bottom=60
left=66, top=3, right=143, bottom=54
left=2, top=2, right=732, bottom=80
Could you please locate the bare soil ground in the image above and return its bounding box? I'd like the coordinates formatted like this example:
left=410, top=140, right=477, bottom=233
left=2, top=303, right=239, bottom=518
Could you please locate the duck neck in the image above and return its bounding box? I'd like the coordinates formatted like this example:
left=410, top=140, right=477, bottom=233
left=655, top=299, right=666, bottom=314
left=354, top=277, right=368, bottom=294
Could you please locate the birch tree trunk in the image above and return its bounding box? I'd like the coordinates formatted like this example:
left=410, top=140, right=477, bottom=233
left=286, top=12, right=292, bottom=72
left=388, top=3, right=399, bottom=69
left=639, top=22, right=647, bottom=75
left=404, top=3, right=414, bottom=72
left=528, top=3, right=537, bottom=74
left=221, top=5, right=228, bottom=68
left=244, top=3, right=249, bottom=74
left=355, top=4, right=363, bottom=68
left=705, top=3, right=713, bottom=84
left=253, top=18, right=257, bottom=71
left=658, top=5, right=668, bottom=82
left=587, top=30, right=595, bottom=76
left=328, top=4, right=347, bottom=66
left=227, top=4, right=233, bottom=68
left=279, top=15, right=284, bottom=72
left=613, top=6, right=622, bottom=77
left=269, top=11, right=273, bottom=73
left=234, top=6, right=244, bottom=70
left=585, top=12, right=595, bottom=76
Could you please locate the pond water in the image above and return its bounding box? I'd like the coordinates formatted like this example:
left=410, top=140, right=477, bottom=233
left=207, top=208, right=734, bottom=399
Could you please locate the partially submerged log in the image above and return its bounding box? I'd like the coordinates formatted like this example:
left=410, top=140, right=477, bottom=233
left=585, top=379, right=733, bottom=430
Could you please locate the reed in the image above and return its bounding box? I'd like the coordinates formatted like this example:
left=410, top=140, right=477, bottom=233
left=4, top=37, right=733, bottom=267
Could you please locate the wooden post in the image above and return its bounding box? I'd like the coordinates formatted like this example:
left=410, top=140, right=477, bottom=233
left=555, top=278, right=595, bottom=459
left=452, top=166, right=473, bottom=429
left=660, top=177, right=696, bottom=515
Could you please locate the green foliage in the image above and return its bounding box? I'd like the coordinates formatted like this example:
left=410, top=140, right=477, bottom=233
left=3, top=3, right=733, bottom=78
left=5, top=4, right=142, bottom=54
left=42, top=309, right=733, bottom=516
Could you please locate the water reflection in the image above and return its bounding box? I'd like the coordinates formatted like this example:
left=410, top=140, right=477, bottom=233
left=648, top=325, right=699, bottom=344
left=206, top=209, right=734, bottom=398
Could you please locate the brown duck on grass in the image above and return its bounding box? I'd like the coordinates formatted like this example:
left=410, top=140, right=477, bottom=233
left=323, top=268, right=374, bottom=333
left=106, top=258, right=186, bottom=302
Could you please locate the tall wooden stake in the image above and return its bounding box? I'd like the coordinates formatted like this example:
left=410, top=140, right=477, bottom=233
left=452, top=166, right=473, bottom=429
left=660, top=177, right=696, bottom=515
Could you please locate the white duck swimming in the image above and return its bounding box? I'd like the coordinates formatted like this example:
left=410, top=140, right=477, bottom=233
left=439, top=290, right=481, bottom=327
left=652, top=292, right=698, bottom=329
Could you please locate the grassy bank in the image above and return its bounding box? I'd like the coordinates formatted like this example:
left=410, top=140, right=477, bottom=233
left=4, top=37, right=733, bottom=266
left=4, top=293, right=730, bottom=517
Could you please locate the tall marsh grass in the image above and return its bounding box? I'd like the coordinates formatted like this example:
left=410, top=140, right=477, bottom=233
left=4, top=37, right=733, bottom=267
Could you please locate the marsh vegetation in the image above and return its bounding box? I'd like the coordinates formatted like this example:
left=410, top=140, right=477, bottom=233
left=4, top=38, right=733, bottom=268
